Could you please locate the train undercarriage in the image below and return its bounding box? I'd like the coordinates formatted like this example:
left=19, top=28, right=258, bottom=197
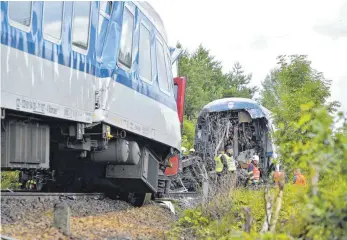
left=1, top=109, right=173, bottom=206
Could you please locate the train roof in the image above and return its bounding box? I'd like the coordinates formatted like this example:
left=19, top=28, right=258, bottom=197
left=134, top=1, right=168, bottom=44
left=198, top=97, right=272, bottom=119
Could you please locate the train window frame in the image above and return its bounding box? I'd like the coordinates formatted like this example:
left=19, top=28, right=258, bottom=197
left=71, top=1, right=92, bottom=55
left=7, top=1, right=33, bottom=33
left=99, top=1, right=112, bottom=19
left=165, top=51, right=174, bottom=95
left=42, top=1, right=64, bottom=44
left=97, top=1, right=112, bottom=60
left=138, top=21, right=153, bottom=85
left=117, top=5, right=135, bottom=72
left=156, top=37, right=171, bottom=96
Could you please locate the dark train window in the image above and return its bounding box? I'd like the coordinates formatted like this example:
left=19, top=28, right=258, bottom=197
left=174, top=84, right=178, bottom=101
left=8, top=1, right=32, bottom=28
left=43, top=2, right=64, bottom=41
left=118, top=7, right=134, bottom=69
left=139, top=23, right=152, bottom=82
left=72, top=1, right=91, bottom=50
left=156, top=39, right=170, bottom=94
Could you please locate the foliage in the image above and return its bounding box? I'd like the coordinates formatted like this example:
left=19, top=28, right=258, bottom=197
left=259, top=55, right=340, bottom=169
left=178, top=45, right=256, bottom=119
left=171, top=185, right=307, bottom=239
left=182, top=117, right=196, bottom=150
left=1, top=171, right=21, bottom=189
left=284, top=106, right=347, bottom=239
left=222, top=62, right=258, bottom=99
left=259, top=54, right=347, bottom=239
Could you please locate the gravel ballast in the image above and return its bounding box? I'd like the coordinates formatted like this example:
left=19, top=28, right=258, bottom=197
left=1, top=197, right=176, bottom=240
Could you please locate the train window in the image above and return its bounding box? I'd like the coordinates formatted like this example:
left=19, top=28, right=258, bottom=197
left=118, top=8, right=134, bottom=69
left=165, top=53, right=173, bottom=92
left=8, top=1, right=32, bottom=28
left=72, top=1, right=91, bottom=51
left=98, top=1, right=112, bottom=56
left=139, top=23, right=152, bottom=83
left=156, top=39, right=170, bottom=94
left=43, top=2, right=64, bottom=41
left=100, top=1, right=112, bottom=16
left=174, top=84, right=178, bottom=101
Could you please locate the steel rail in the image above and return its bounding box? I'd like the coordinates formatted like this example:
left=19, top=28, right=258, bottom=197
left=1, top=191, right=104, bottom=200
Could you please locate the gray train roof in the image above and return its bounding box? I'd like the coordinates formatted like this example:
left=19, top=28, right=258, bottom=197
left=198, top=97, right=272, bottom=119
left=134, top=1, right=168, bottom=44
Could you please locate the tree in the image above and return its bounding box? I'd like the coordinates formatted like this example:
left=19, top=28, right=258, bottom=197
left=222, top=62, right=258, bottom=99
left=179, top=45, right=257, bottom=119
left=179, top=45, right=226, bottom=119
left=259, top=55, right=340, bottom=164
left=259, top=69, right=280, bottom=112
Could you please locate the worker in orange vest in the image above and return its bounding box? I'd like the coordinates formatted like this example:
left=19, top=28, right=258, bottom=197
left=293, top=169, right=306, bottom=185
left=273, top=165, right=285, bottom=185
left=247, top=155, right=261, bottom=185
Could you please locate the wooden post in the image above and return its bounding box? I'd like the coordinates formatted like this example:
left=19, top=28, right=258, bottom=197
left=53, top=202, right=71, bottom=235
left=243, top=207, right=252, bottom=233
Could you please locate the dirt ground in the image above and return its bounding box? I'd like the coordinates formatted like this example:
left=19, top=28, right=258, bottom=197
left=1, top=198, right=177, bottom=240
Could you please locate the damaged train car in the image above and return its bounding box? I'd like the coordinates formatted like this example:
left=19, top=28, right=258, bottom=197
left=195, top=98, right=276, bottom=175
left=170, top=98, right=277, bottom=193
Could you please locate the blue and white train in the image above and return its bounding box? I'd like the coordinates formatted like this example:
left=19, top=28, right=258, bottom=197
left=1, top=1, right=186, bottom=205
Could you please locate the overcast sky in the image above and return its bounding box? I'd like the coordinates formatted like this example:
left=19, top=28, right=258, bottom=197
left=148, top=0, right=347, bottom=113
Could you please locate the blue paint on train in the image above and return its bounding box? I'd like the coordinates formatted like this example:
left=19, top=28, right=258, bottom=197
left=0, top=1, right=177, bottom=111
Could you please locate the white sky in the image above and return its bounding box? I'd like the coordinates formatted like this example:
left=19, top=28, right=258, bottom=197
left=148, top=0, right=347, bottom=113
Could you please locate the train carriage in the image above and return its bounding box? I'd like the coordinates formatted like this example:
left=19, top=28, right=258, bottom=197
left=1, top=1, right=186, bottom=205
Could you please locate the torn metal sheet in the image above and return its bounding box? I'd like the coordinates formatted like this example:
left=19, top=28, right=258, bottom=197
left=198, top=97, right=270, bottom=119
left=195, top=98, right=276, bottom=175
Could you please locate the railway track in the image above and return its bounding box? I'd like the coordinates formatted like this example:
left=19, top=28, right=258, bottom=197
left=1, top=191, right=105, bottom=200
left=158, top=191, right=202, bottom=201
left=1, top=190, right=200, bottom=201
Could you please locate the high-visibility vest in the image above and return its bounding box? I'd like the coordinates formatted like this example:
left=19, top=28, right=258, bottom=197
left=274, top=171, right=285, bottom=183
left=214, top=154, right=224, bottom=173
left=225, top=155, right=236, bottom=171
left=295, top=174, right=306, bottom=185
left=248, top=163, right=260, bottom=183
left=253, top=166, right=260, bottom=181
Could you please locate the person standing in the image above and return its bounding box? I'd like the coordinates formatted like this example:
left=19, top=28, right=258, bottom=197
left=225, top=145, right=237, bottom=187
left=214, top=149, right=228, bottom=183
left=293, top=169, right=307, bottom=185
left=247, top=155, right=261, bottom=186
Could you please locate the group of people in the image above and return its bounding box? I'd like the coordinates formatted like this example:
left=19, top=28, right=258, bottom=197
left=182, top=146, right=307, bottom=187
left=213, top=146, right=260, bottom=187
left=213, top=146, right=307, bottom=187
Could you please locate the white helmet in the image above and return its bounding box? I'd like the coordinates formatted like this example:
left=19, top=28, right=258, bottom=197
left=189, top=148, right=195, bottom=153
left=181, top=147, right=187, bottom=153
left=252, top=155, right=260, bottom=162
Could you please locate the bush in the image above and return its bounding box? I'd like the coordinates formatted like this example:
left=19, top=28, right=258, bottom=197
left=1, top=171, right=21, bottom=189
left=171, top=182, right=309, bottom=239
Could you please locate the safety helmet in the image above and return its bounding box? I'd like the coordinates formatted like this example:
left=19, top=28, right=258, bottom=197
left=181, top=147, right=187, bottom=153
left=189, top=148, right=195, bottom=153
left=252, top=155, right=260, bottom=162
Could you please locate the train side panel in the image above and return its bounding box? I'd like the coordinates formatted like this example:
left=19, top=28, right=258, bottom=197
left=94, top=2, right=181, bottom=150
left=0, top=1, right=98, bottom=123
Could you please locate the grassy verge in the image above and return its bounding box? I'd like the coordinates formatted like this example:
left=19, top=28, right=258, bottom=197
left=169, top=184, right=309, bottom=239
